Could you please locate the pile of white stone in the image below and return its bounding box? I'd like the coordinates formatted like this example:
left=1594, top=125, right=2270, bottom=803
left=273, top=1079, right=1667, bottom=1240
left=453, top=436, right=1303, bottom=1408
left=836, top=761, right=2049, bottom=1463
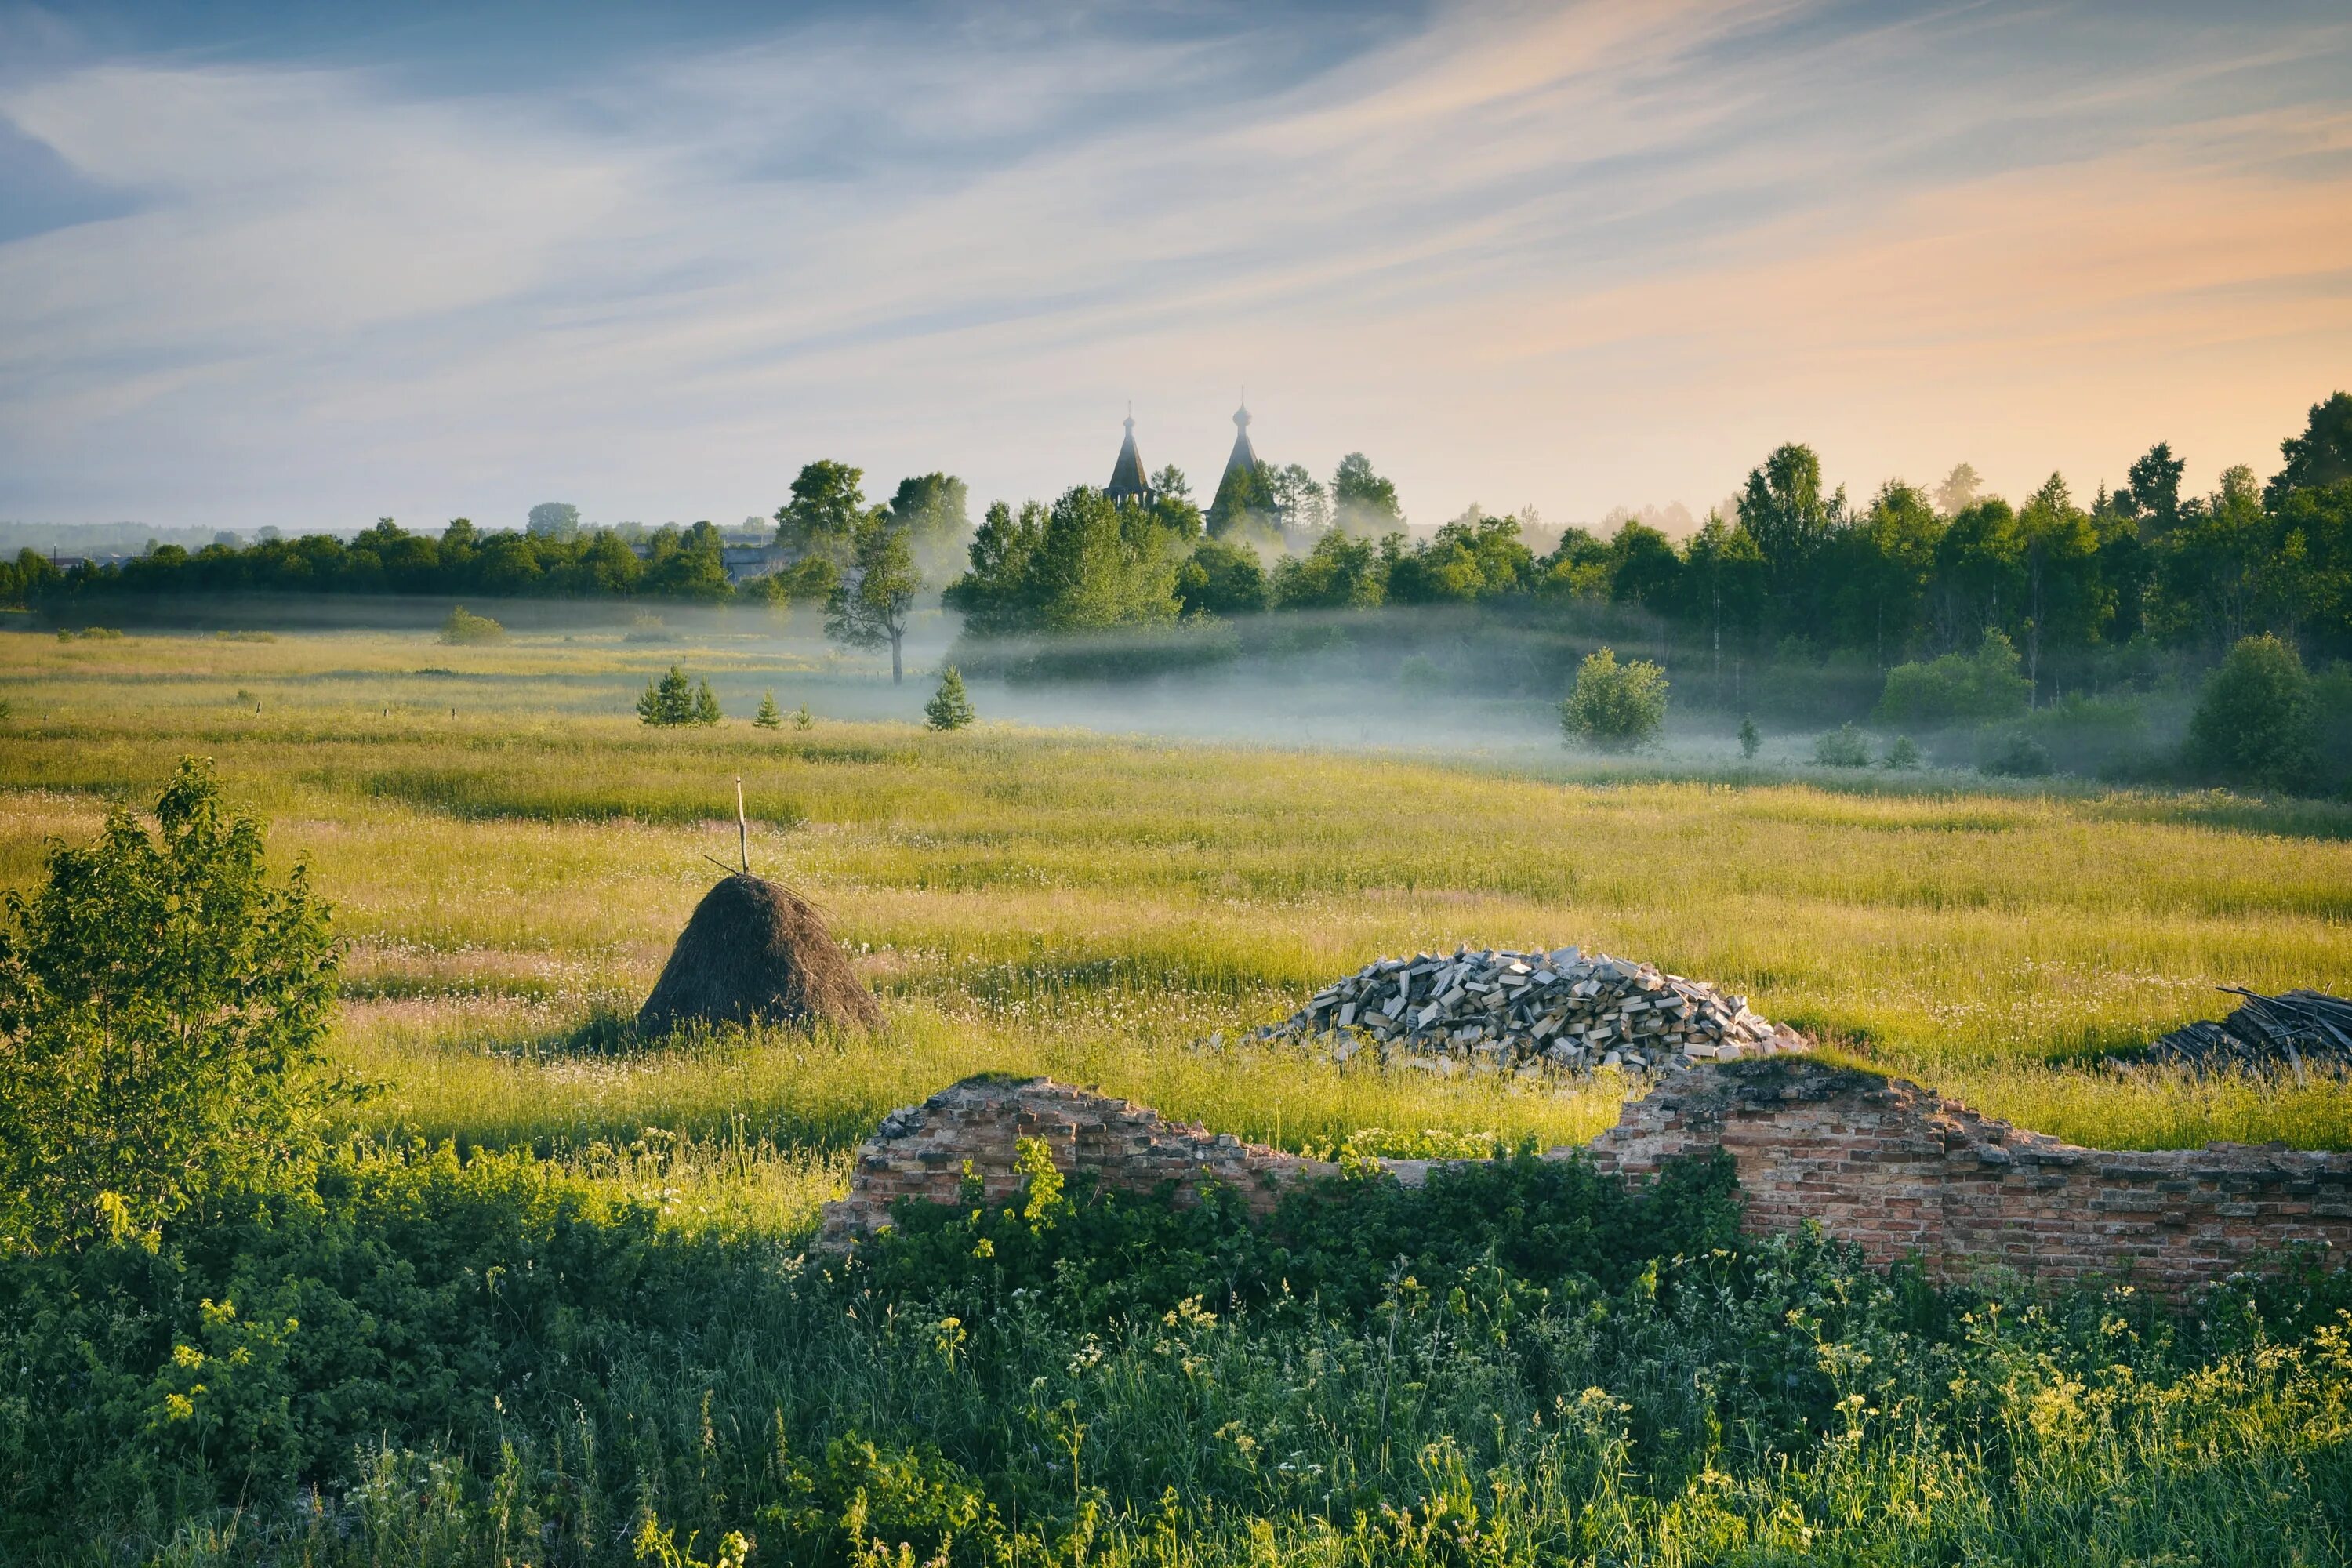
left=1253, top=945, right=1808, bottom=1077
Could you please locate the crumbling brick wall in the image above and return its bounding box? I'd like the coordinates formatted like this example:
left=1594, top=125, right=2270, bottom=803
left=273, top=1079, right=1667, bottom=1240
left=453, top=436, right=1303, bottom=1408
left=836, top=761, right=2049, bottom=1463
left=1585, top=1059, right=2352, bottom=1296
left=819, top=1063, right=2352, bottom=1297
left=816, top=1075, right=1333, bottom=1246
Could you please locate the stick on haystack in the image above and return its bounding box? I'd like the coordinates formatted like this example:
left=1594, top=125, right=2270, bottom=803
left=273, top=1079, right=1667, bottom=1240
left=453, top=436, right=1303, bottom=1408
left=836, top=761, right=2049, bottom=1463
left=638, top=873, right=882, bottom=1035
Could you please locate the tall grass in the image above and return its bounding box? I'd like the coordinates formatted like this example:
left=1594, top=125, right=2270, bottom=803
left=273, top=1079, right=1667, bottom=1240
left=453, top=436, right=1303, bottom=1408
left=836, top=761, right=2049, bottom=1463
left=5, top=627, right=2350, bottom=1175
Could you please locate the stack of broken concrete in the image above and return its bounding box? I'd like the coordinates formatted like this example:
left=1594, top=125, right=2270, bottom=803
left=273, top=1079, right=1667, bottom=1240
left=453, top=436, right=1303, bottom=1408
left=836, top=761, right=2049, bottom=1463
left=1252, top=945, right=1808, bottom=1078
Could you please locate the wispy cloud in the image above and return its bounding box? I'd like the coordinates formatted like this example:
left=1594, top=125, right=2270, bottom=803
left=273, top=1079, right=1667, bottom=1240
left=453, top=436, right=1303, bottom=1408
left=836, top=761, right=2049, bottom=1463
left=0, top=0, right=2347, bottom=530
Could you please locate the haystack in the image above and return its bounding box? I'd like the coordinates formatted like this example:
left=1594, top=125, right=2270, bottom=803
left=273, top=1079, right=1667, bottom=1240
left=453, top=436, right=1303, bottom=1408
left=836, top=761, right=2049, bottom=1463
left=638, top=873, right=881, bottom=1035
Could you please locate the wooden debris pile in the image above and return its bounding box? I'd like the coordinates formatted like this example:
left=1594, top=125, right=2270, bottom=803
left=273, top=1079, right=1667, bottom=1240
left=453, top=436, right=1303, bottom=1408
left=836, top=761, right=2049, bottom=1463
left=1251, top=945, right=1808, bottom=1078
left=2140, top=989, right=2352, bottom=1077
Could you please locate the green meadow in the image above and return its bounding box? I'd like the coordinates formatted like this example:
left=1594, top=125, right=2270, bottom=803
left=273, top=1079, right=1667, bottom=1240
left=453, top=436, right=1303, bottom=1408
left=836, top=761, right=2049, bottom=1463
left=5, top=623, right=2350, bottom=1219
left=9, top=623, right=2352, bottom=1566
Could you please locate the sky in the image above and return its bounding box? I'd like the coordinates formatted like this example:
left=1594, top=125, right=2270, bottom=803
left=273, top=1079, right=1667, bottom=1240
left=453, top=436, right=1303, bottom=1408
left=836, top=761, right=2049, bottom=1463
left=1, top=0, right=2348, bottom=536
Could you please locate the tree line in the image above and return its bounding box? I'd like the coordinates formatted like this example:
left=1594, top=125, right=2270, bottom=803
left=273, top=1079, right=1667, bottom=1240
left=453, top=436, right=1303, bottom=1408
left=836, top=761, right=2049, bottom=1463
left=9, top=392, right=2347, bottom=706
left=942, top=392, right=2352, bottom=704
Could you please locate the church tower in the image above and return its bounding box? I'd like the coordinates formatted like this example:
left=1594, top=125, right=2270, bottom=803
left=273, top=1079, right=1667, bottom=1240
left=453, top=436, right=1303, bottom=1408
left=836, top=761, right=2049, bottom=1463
left=1218, top=398, right=1258, bottom=492
left=1105, top=413, right=1151, bottom=506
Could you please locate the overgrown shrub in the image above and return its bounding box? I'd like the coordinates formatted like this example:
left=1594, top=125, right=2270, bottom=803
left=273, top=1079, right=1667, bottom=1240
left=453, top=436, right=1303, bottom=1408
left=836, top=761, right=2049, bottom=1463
left=1875, top=630, right=2031, bottom=724
left=1984, top=730, right=2054, bottom=777
left=0, top=758, right=339, bottom=1253
left=1882, top=735, right=1922, bottom=770
left=1559, top=646, right=1668, bottom=750
left=2188, top=633, right=2319, bottom=791
left=436, top=605, right=504, bottom=644
left=1813, top=723, right=1871, bottom=767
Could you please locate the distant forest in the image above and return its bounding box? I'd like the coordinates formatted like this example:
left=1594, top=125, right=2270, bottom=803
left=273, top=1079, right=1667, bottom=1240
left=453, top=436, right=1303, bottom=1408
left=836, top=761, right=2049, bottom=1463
left=10, top=392, right=2350, bottom=701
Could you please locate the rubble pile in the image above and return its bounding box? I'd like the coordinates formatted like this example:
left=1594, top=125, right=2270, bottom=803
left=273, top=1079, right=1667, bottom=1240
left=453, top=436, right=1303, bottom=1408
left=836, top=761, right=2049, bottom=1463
left=2139, top=989, right=2352, bottom=1078
left=1254, top=945, right=1808, bottom=1077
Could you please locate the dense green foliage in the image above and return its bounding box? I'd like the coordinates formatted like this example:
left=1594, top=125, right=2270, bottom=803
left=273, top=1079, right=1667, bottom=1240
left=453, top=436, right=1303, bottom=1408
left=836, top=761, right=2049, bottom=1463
left=5, top=1136, right=2348, bottom=1565
left=1559, top=647, right=1668, bottom=750
left=0, top=760, right=338, bottom=1254
left=2190, top=633, right=2320, bottom=791
left=436, top=605, right=505, bottom=645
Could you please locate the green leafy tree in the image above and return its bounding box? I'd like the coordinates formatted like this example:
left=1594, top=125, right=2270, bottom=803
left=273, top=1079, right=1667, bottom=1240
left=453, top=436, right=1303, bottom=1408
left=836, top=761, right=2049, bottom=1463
left=1388, top=510, right=1534, bottom=604
left=1559, top=647, right=1668, bottom=751
left=1828, top=481, right=1942, bottom=666
left=773, top=461, right=868, bottom=602
left=1925, top=499, right=2024, bottom=652
left=2187, top=633, right=2318, bottom=791
left=1738, top=715, right=1761, bottom=759
left=1176, top=538, right=1269, bottom=616
left=1330, top=452, right=1402, bottom=534
left=925, top=665, right=975, bottom=731
left=1537, top=525, right=1613, bottom=600
left=2119, top=442, right=2185, bottom=534
left=827, top=514, right=924, bottom=683
left=1875, top=630, right=2031, bottom=724
left=1269, top=529, right=1387, bottom=610
left=2016, top=473, right=2110, bottom=697
left=526, top=502, right=581, bottom=541
left=1813, top=724, right=1871, bottom=767
left=1026, top=485, right=1182, bottom=633
left=1207, top=459, right=1281, bottom=541
left=1270, top=464, right=1330, bottom=532
left=641, top=521, right=735, bottom=602
left=1606, top=517, right=1682, bottom=613
left=1738, top=443, right=1841, bottom=618
left=1933, top=463, right=1982, bottom=519
left=1882, top=735, right=1922, bottom=770
left=887, top=472, right=971, bottom=577
left=943, top=500, right=1046, bottom=637
left=0, top=758, right=339, bottom=1252
left=754, top=691, right=782, bottom=729
left=2266, top=390, right=2352, bottom=508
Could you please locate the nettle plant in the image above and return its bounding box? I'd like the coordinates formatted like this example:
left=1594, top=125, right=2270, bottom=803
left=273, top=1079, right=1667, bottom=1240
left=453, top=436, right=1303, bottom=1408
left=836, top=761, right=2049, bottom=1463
left=0, top=758, right=341, bottom=1253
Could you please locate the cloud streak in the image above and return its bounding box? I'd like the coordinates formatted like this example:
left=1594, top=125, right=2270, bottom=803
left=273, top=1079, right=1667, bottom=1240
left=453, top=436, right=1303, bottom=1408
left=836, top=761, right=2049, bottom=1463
left=1, top=0, right=2347, bottom=532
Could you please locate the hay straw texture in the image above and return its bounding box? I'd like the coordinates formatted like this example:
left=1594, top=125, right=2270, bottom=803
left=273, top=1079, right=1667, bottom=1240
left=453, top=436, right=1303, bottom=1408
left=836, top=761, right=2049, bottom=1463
left=637, top=873, right=882, bottom=1035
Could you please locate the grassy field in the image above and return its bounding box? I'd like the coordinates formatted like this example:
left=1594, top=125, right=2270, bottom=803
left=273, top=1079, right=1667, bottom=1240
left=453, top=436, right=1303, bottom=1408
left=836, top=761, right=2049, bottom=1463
left=5, top=623, right=2352, bottom=1240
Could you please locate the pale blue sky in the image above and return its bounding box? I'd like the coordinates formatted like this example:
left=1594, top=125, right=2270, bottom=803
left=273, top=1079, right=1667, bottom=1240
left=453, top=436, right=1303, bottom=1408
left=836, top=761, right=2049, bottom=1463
left=2, top=1, right=2347, bottom=533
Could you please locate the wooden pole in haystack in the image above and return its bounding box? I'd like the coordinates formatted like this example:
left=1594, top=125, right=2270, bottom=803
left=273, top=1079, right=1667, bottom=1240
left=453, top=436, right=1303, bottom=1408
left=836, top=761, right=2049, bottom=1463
left=735, top=775, right=750, bottom=874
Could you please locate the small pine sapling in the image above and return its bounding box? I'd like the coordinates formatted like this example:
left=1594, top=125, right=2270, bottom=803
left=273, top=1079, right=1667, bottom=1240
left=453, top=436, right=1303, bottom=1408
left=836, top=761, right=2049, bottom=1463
left=926, top=666, right=976, bottom=731
left=1738, top=715, right=1760, bottom=760
left=693, top=678, right=723, bottom=726
left=753, top=691, right=783, bottom=729
left=792, top=702, right=814, bottom=731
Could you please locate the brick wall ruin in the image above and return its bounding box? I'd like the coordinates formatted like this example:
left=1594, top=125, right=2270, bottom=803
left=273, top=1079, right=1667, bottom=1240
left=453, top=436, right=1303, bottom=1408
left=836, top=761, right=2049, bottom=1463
left=817, top=1062, right=2352, bottom=1296
left=815, top=1075, right=1333, bottom=1243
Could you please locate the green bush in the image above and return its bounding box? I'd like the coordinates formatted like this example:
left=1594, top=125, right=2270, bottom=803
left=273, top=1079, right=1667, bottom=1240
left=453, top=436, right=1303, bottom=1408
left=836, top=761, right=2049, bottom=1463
left=436, top=605, right=504, bottom=644
left=1882, top=735, right=1922, bottom=770
left=2188, top=633, right=2319, bottom=791
left=1875, top=630, right=2031, bottom=724
left=1738, top=714, right=1761, bottom=759
left=1984, top=730, right=2054, bottom=777
left=0, top=758, right=339, bottom=1253
left=1813, top=723, right=1871, bottom=767
left=1559, top=647, right=1668, bottom=750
